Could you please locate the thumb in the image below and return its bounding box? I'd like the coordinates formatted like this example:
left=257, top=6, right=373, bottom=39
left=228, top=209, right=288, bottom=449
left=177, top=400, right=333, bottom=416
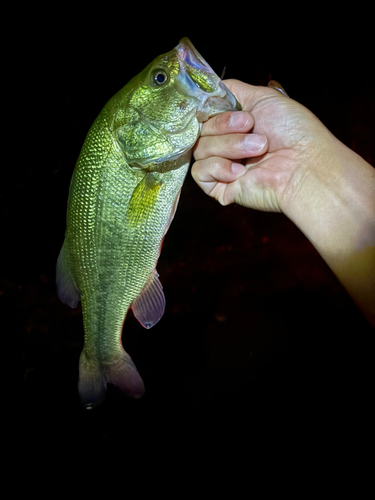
left=223, top=79, right=263, bottom=112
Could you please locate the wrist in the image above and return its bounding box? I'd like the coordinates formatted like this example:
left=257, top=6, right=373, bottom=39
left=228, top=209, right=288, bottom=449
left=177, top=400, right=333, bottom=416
left=281, top=134, right=375, bottom=325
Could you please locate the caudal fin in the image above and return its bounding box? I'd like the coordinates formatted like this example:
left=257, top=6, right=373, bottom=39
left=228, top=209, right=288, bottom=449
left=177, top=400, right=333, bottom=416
left=78, top=348, right=145, bottom=409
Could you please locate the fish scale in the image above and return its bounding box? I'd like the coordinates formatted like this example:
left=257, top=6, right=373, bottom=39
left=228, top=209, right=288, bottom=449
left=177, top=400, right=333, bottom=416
left=56, top=37, right=240, bottom=407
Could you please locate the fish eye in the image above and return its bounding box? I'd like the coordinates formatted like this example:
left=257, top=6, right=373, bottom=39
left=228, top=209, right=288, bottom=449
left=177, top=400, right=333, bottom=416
left=153, top=69, right=168, bottom=86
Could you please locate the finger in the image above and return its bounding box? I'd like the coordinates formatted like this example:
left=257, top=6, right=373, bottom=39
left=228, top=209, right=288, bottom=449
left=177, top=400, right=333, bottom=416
left=192, top=156, right=246, bottom=185
left=222, top=79, right=260, bottom=110
left=200, top=111, right=254, bottom=137
left=223, top=79, right=277, bottom=113
left=267, top=80, right=289, bottom=97
left=191, top=156, right=247, bottom=204
left=194, top=132, right=267, bottom=161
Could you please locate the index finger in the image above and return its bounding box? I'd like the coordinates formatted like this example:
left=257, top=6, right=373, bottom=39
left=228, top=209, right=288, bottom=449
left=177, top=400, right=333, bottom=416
left=200, top=110, right=254, bottom=137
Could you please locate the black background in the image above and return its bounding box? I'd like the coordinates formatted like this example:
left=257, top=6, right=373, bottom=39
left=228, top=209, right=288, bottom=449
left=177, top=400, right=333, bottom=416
left=2, top=9, right=373, bottom=492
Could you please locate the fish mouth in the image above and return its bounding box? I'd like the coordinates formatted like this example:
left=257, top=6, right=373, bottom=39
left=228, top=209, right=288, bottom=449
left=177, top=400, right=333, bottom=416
left=175, top=37, right=241, bottom=121
left=177, top=37, right=217, bottom=75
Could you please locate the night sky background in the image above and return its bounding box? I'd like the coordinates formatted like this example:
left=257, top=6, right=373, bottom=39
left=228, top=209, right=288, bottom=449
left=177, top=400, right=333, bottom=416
left=3, top=8, right=373, bottom=492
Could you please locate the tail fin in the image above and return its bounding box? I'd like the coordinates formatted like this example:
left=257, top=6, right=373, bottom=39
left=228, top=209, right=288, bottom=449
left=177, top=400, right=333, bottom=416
left=78, top=348, right=145, bottom=409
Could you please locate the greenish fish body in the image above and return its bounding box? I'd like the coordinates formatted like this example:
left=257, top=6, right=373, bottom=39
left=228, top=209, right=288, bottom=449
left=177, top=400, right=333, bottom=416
left=57, top=38, right=240, bottom=408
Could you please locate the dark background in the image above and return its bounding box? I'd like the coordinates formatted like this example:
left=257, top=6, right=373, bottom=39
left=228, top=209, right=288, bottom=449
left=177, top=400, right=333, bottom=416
left=2, top=9, right=373, bottom=491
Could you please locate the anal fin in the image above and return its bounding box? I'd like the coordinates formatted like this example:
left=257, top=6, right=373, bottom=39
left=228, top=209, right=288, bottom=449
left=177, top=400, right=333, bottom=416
left=132, top=271, right=165, bottom=329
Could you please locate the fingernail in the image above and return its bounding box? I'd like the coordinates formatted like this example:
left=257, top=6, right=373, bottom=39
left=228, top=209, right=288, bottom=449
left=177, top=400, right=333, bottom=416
left=230, top=112, right=249, bottom=130
left=243, top=134, right=267, bottom=151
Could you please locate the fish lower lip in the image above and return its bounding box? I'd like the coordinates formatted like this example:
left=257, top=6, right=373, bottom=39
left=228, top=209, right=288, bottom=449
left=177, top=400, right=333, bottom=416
left=176, top=38, right=242, bottom=113
left=195, top=85, right=241, bottom=121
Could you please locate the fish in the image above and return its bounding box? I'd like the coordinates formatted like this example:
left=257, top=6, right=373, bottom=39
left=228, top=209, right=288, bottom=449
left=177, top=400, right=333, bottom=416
left=56, top=37, right=240, bottom=409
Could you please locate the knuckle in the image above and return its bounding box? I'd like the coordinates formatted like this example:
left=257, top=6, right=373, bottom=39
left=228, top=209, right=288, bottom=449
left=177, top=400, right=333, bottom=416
left=203, top=112, right=231, bottom=135
left=192, top=137, right=204, bottom=159
left=216, top=112, right=232, bottom=132
left=191, top=160, right=201, bottom=180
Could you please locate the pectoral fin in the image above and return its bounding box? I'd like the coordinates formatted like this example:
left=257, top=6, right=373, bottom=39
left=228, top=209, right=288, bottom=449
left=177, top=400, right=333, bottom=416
left=127, top=173, right=162, bottom=227
left=132, top=271, right=166, bottom=329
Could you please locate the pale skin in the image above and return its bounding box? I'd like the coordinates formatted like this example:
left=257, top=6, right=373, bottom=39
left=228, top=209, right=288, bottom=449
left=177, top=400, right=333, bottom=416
left=192, top=79, right=375, bottom=326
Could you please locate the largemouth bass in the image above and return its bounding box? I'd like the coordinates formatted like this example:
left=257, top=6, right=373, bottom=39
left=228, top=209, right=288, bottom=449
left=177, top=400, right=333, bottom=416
left=56, top=37, right=240, bottom=408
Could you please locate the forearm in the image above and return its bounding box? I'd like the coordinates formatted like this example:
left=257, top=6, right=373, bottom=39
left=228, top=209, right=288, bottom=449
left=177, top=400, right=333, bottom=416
left=284, top=135, right=375, bottom=325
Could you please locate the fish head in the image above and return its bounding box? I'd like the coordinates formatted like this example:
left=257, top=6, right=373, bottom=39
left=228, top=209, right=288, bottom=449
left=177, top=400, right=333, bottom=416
left=115, top=38, right=241, bottom=169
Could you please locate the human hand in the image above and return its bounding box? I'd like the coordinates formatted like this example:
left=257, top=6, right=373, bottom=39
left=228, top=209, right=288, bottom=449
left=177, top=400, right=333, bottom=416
left=193, top=79, right=375, bottom=326
left=192, top=79, right=336, bottom=214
